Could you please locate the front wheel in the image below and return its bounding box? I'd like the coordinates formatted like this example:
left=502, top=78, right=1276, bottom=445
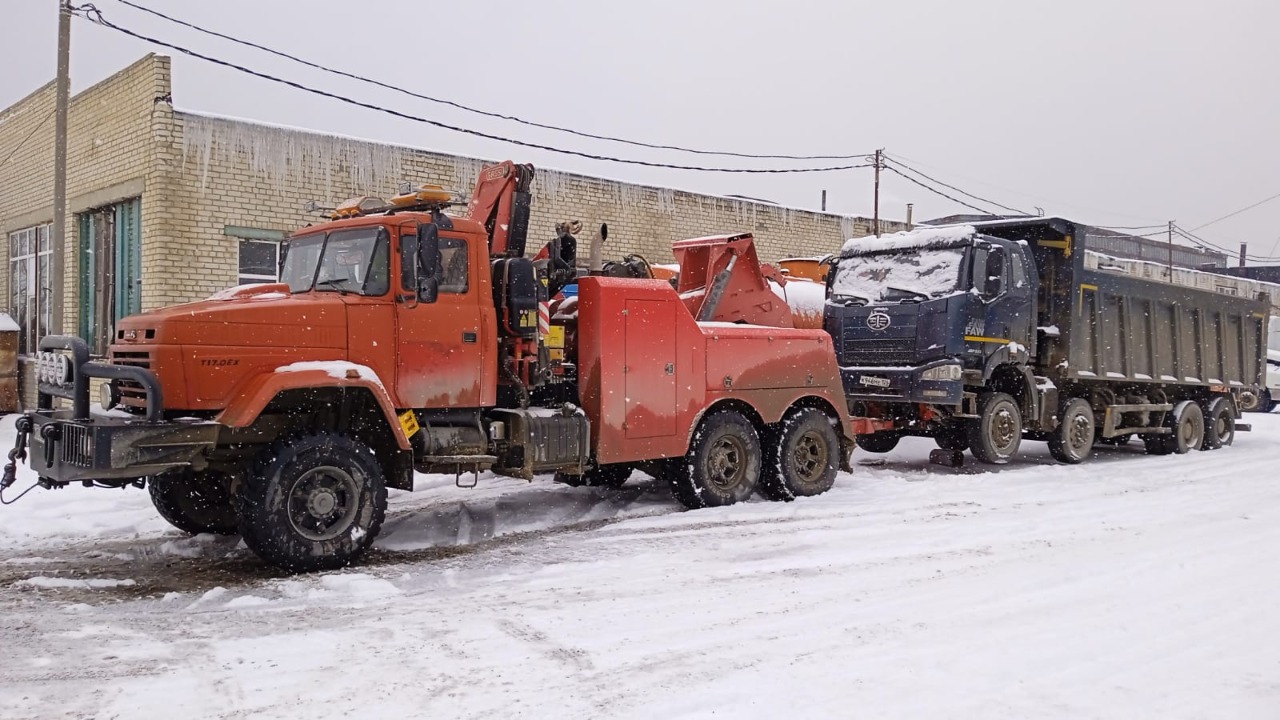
left=669, top=411, right=761, bottom=509
left=237, top=433, right=388, bottom=572
left=149, top=469, right=239, bottom=536
left=759, top=407, right=839, bottom=501
left=1048, top=398, right=1095, bottom=464
left=968, top=392, right=1022, bottom=465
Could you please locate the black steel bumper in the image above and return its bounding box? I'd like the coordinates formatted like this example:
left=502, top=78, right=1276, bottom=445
left=839, top=358, right=964, bottom=406
left=22, top=335, right=218, bottom=484
left=26, top=410, right=219, bottom=483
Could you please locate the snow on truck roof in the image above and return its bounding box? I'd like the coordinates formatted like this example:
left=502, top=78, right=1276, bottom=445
left=840, top=225, right=976, bottom=257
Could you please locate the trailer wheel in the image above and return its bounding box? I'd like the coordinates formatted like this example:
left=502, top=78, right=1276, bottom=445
left=1048, top=398, right=1095, bottom=464
left=968, top=392, right=1022, bottom=465
left=237, top=433, right=387, bottom=572
left=1238, top=389, right=1262, bottom=413
left=1201, top=397, right=1235, bottom=450
left=1169, top=401, right=1205, bottom=454
left=855, top=432, right=900, bottom=453
left=759, top=407, right=838, bottom=501
left=148, top=469, right=239, bottom=536
left=669, top=411, right=761, bottom=509
left=555, top=463, right=633, bottom=488
left=934, top=424, right=969, bottom=452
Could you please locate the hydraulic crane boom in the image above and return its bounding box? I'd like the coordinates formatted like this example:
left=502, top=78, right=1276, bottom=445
left=464, top=160, right=535, bottom=257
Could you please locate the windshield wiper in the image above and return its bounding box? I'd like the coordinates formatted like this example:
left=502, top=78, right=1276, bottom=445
left=885, top=285, right=929, bottom=302
left=314, top=278, right=350, bottom=295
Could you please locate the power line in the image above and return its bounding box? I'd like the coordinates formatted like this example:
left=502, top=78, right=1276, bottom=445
left=78, top=7, right=873, bottom=174
left=883, top=155, right=1029, bottom=215
left=111, top=0, right=871, bottom=163
left=0, top=107, right=55, bottom=172
left=1173, top=225, right=1280, bottom=263
left=882, top=165, right=997, bottom=216
left=885, top=150, right=1170, bottom=224
left=1189, top=191, right=1280, bottom=231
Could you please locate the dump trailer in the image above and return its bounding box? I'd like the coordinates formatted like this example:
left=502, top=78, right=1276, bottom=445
left=2, top=162, right=857, bottom=572
left=824, top=217, right=1269, bottom=465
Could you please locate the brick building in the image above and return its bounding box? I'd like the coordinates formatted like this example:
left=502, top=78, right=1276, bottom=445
left=0, top=56, right=900, bottom=405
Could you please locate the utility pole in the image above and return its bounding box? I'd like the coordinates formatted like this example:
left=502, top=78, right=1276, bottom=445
left=873, top=149, right=882, bottom=237
left=1238, top=243, right=1247, bottom=268
left=1166, top=220, right=1174, bottom=279
left=47, top=0, right=72, bottom=344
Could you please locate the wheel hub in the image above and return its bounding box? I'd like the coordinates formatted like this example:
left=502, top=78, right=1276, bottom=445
left=307, top=488, right=338, bottom=517
left=708, top=437, right=746, bottom=490
left=791, top=431, right=827, bottom=481
left=1070, top=414, right=1092, bottom=450
left=993, top=408, right=1017, bottom=449
left=288, top=466, right=360, bottom=542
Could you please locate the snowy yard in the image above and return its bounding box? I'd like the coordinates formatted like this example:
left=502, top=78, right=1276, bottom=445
left=2, top=413, right=1279, bottom=719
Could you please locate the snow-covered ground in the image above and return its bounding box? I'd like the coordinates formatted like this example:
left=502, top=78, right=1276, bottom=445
left=2, top=413, right=1279, bottom=719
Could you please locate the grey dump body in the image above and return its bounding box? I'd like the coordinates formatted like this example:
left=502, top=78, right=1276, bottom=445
left=988, top=218, right=1269, bottom=389
left=825, top=217, right=1269, bottom=461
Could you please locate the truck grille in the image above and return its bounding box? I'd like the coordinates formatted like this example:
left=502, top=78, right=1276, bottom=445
left=108, top=350, right=152, bottom=408
left=841, top=337, right=916, bottom=366
left=60, top=424, right=93, bottom=467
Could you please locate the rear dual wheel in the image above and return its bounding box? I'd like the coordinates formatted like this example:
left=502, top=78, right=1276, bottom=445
left=669, top=411, right=762, bottom=509
left=759, top=408, right=839, bottom=501
left=1143, top=401, right=1204, bottom=455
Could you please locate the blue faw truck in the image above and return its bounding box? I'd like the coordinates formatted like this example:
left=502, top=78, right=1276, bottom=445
left=824, top=217, right=1270, bottom=465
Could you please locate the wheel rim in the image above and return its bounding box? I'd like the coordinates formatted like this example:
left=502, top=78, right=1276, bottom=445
left=1215, top=413, right=1232, bottom=442
left=1068, top=411, right=1093, bottom=454
left=1180, top=413, right=1204, bottom=448
left=790, top=430, right=829, bottom=483
left=990, top=404, right=1018, bottom=453
left=287, top=465, right=361, bottom=541
left=707, top=435, right=748, bottom=491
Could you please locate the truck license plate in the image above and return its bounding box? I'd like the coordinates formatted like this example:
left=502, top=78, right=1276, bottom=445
left=859, top=375, right=891, bottom=388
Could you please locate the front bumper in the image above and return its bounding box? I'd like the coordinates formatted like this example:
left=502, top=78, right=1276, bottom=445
left=839, top=358, right=963, bottom=406
left=27, top=410, right=219, bottom=484
left=24, top=335, right=218, bottom=484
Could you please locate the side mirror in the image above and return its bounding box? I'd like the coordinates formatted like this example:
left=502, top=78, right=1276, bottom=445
left=417, top=223, right=440, bottom=303
left=984, top=248, right=1005, bottom=298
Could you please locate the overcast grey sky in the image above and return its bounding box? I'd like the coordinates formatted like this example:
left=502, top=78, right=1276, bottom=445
left=4, top=0, right=1279, bottom=259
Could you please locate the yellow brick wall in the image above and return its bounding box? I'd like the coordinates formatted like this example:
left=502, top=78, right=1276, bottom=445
left=165, top=112, right=903, bottom=302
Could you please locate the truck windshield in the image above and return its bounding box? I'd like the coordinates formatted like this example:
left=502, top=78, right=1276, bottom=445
left=831, top=247, right=965, bottom=303
left=281, top=228, right=389, bottom=296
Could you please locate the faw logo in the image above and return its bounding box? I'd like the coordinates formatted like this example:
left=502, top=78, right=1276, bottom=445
left=866, top=311, right=891, bottom=331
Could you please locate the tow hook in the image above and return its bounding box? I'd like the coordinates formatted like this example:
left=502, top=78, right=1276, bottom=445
left=1, top=416, right=32, bottom=501
left=40, top=423, right=61, bottom=469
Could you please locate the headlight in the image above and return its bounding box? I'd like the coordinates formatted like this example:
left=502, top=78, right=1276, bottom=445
left=54, top=353, right=70, bottom=385
left=100, top=381, right=118, bottom=410
left=921, top=363, right=962, bottom=381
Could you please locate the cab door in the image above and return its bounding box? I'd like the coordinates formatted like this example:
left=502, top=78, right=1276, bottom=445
left=394, top=227, right=488, bottom=409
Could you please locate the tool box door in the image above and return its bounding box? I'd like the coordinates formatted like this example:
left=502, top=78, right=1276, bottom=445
left=624, top=299, right=677, bottom=439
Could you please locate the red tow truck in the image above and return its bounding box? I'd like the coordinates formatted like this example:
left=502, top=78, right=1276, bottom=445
left=6, top=161, right=860, bottom=571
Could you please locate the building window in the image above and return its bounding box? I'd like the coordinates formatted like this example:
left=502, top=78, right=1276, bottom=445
left=79, top=198, right=142, bottom=355
left=226, top=226, right=286, bottom=287
left=8, top=224, right=52, bottom=355
left=238, top=239, right=280, bottom=285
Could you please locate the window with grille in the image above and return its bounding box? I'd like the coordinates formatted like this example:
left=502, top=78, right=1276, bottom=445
left=8, top=224, right=52, bottom=355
